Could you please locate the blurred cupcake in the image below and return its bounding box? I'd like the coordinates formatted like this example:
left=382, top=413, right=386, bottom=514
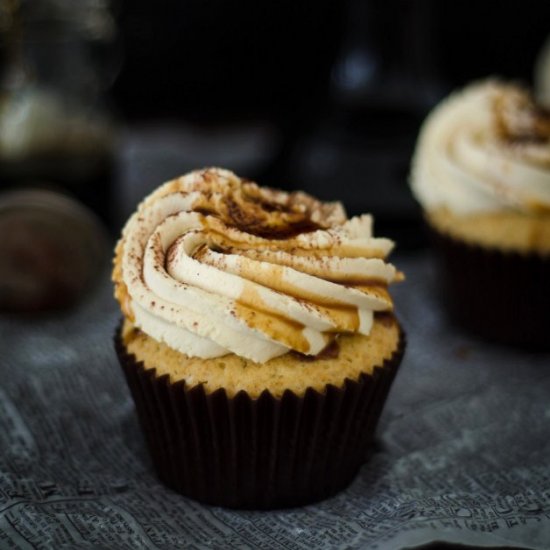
left=113, top=168, right=405, bottom=509
left=411, top=80, right=550, bottom=348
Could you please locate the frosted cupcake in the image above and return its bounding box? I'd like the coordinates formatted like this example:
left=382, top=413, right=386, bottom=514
left=113, top=168, right=405, bottom=508
left=411, top=80, right=550, bottom=348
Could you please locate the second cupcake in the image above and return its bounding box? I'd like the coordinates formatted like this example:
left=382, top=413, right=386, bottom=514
left=411, top=80, right=550, bottom=349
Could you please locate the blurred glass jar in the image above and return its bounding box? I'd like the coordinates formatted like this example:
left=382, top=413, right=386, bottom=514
left=0, top=0, right=121, bottom=226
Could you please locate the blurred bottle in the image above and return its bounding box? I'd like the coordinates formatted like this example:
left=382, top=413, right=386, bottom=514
left=0, top=0, right=120, bottom=226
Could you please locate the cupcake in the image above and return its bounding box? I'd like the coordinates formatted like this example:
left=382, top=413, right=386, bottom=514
left=411, top=80, right=550, bottom=349
left=113, top=168, right=405, bottom=509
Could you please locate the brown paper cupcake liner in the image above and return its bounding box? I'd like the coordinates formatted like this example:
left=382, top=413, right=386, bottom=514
left=114, top=324, right=405, bottom=509
left=428, top=225, right=550, bottom=350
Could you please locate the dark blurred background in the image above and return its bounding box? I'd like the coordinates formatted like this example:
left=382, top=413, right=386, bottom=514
left=1, top=0, right=549, bottom=251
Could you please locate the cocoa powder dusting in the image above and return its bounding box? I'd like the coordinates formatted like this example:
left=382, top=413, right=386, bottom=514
left=495, top=88, right=550, bottom=143
left=226, top=196, right=322, bottom=239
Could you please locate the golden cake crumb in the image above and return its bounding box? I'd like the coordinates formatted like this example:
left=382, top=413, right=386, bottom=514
left=427, top=208, right=550, bottom=254
left=122, top=315, right=401, bottom=399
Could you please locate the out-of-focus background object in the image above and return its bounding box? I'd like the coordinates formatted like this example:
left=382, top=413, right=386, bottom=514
left=0, top=0, right=119, bottom=226
left=0, top=0, right=117, bottom=311
left=0, top=189, right=107, bottom=311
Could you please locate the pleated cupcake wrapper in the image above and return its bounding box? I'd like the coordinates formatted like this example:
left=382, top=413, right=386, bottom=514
left=428, top=225, right=550, bottom=350
left=115, top=326, right=405, bottom=509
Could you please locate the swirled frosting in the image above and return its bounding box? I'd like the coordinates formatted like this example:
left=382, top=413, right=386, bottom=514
left=113, top=168, right=401, bottom=363
left=411, top=80, right=550, bottom=215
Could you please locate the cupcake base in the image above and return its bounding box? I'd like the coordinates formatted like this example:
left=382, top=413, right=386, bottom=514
left=115, top=326, right=405, bottom=509
left=429, top=226, right=550, bottom=350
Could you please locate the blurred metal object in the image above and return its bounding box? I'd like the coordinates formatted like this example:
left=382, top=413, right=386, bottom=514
left=0, top=0, right=120, bottom=226
left=0, top=188, right=108, bottom=312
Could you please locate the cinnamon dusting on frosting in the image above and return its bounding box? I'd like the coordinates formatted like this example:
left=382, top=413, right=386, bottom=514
left=494, top=86, right=550, bottom=144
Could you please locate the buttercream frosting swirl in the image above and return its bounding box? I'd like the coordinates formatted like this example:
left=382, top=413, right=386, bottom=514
left=113, top=168, right=401, bottom=363
left=411, top=80, right=550, bottom=215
